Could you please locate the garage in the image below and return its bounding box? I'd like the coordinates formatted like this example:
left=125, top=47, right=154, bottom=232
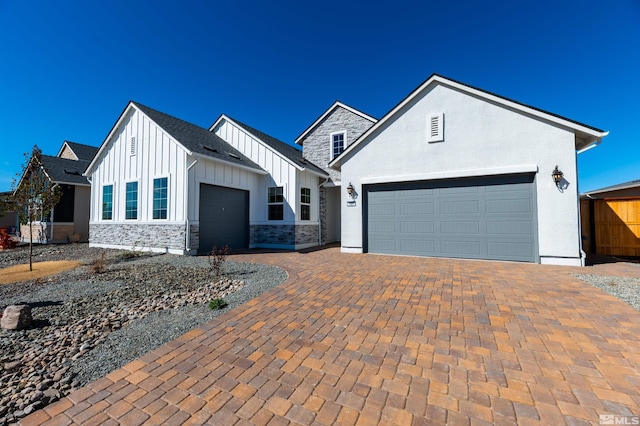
left=364, top=174, right=538, bottom=262
left=199, top=184, right=249, bottom=253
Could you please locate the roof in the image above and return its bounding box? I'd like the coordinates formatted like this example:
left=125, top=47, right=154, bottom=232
left=582, top=178, right=640, bottom=196
left=57, top=141, right=99, bottom=161
left=87, top=102, right=264, bottom=175
left=294, top=101, right=378, bottom=145
left=40, top=154, right=92, bottom=186
left=330, top=74, right=609, bottom=168
left=214, top=115, right=328, bottom=177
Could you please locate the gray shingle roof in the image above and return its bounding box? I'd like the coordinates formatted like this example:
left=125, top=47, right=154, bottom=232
left=40, top=155, right=91, bottom=185
left=64, top=141, right=99, bottom=161
left=132, top=102, right=263, bottom=172
left=583, top=178, right=640, bottom=195
left=224, top=116, right=328, bottom=176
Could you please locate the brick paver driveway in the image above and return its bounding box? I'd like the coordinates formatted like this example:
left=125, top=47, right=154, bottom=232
left=21, top=248, right=640, bottom=425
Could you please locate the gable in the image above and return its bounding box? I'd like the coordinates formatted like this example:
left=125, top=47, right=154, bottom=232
left=295, top=101, right=377, bottom=145
left=330, top=74, right=608, bottom=168
left=58, top=143, right=79, bottom=160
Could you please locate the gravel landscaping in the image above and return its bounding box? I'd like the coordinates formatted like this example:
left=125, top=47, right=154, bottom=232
left=574, top=273, right=640, bottom=311
left=0, top=243, right=286, bottom=425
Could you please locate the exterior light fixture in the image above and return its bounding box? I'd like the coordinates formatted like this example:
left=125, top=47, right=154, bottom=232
left=552, top=166, right=564, bottom=187
left=346, top=182, right=354, bottom=196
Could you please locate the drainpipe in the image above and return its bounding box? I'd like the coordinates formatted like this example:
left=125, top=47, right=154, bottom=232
left=317, top=178, right=330, bottom=246
left=184, top=158, right=198, bottom=253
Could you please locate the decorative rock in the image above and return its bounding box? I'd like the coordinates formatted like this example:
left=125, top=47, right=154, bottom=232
left=1, top=305, right=33, bottom=331
left=3, top=361, right=21, bottom=371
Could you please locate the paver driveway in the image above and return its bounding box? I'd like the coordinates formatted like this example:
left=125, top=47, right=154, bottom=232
left=21, top=248, right=640, bottom=425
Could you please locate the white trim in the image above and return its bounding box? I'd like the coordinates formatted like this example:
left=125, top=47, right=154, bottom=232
left=341, top=246, right=363, bottom=254
left=427, top=113, right=444, bottom=143
left=295, top=101, right=378, bottom=145
left=358, top=164, right=539, bottom=185
left=193, top=153, right=268, bottom=175
left=56, top=141, right=79, bottom=160
left=329, top=74, right=609, bottom=168
left=89, top=242, right=191, bottom=255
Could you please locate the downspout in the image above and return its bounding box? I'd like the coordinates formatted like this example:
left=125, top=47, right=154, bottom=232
left=185, top=158, right=198, bottom=252
left=318, top=178, right=330, bottom=246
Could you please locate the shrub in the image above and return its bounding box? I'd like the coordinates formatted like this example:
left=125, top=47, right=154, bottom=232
left=209, top=298, right=228, bottom=310
left=0, top=234, right=17, bottom=250
left=208, top=245, right=231, bottom=282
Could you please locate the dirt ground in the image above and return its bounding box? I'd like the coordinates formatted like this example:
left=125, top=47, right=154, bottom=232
left=0, top=260, right=81, bottom=285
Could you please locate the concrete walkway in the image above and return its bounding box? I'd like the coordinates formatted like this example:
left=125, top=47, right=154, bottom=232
left=20, top=248, right=640, bottom=425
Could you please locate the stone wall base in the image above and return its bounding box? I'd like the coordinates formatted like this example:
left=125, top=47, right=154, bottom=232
left=90, top=223, right=187, bottom=252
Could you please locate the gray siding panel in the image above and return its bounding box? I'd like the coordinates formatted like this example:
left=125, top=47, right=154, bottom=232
left=365, top=174, right=537, bottom=262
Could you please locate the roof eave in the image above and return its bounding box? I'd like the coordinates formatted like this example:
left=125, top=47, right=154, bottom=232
left=193, top=153, right=268, bottom=175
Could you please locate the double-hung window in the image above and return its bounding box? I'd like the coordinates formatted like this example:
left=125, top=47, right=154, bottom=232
left=102, top=185, right=113, bottom=220
left=268, top=186, right=284, bottom=220
left=153, top=177, right=168, bottom=220
left=300, top=187, right=311, bottom=221
left=125, top=182, right=138, bottom=220
left=331, top=132, right=345, bottom=159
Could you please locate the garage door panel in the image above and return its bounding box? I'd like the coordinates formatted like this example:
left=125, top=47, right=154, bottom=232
left=440, top=221, right=480, bottom=234
left=440, top=200, right=480, bottom=214
left=486, top=198, right=532, bottom=214
left=199, top=184, right=249, bottom=253
left=365, top=174, right=537, bottom=262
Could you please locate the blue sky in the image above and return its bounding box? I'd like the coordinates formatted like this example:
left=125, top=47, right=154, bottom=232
left=0, top=0, right=638, bottom=193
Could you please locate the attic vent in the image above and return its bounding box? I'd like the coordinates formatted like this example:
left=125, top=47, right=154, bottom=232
left=299, top=158, right=307, bottom=164
left=427, top=113, right=444, bottom=143
left=227, top=153, right=241, bottom=160
left=64, top=169, right=81, bottom=175
left=130, top=137, right=136, bottom=155
left=203, top=145, right=218, bottom=153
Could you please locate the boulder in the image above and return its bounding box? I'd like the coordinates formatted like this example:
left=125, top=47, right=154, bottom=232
left=1, top=305, right=33, bottom=331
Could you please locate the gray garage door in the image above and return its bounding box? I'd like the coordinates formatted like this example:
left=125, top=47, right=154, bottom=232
left=199, top=184, right=249, bottom=253
left=365, top=174, right=537, bottom=262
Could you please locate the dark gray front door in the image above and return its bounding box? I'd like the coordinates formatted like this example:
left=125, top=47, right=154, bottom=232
left=365, top=174, right=537, bottom=262
left=199, top=184, right=249, bottom=253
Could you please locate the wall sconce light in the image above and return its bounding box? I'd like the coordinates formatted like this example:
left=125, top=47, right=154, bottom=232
left=346, top=182, right=354, bottom=196
left=551, top=166, right=564, bottom=187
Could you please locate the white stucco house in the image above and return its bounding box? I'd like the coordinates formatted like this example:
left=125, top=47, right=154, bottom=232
left=85, top=101, right=328, bottom=254
left=329, top=74, right=608, bottom=266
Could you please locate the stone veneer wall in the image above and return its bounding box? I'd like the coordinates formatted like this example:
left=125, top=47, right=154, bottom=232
left=189, top=224, right=199, bottom=252
left=301, top=106, right=376, bottom=182
left=90, top=223, right=187, bottom=251
left=250, top=224, right=319, bottom=247
left=319, top=187, right=327, bottom=245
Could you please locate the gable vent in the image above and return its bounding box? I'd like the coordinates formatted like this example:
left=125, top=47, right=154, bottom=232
left=130, top=137, right=136, bottom=155
left=427, top=113, right=444, bottom=143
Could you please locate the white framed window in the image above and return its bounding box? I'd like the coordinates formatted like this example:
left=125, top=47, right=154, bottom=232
left=102, top=185, right=113, bottom=220
left=427, top=113, right=444, bottom=143
left=268, top=186, right=284, bottom=220
left=300, top=187, right=311, bottom=221
left=331, top=131, right=346, bottom=159
left=125, top=181, right=138, bottom=220
left=153, top=177, right=168, bottom=220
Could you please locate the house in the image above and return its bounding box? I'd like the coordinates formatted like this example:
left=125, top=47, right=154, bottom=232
left=294, top=101, right=377, bottom=244
left=85, top=102, right=328, bottom=254
left=329, top=74, right=609, bottom=266
left=17, top=141, right=97, bottom=243
left=581, top=179, right=640, bottom=257
left=0, top=191, right=18, bottom=235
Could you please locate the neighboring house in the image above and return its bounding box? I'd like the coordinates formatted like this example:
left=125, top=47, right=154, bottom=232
left=329, top=74, right=609, bottom=266
left=86, top=101, right=328, bottom=255
left=17, top=141, right=97, bottom=244
left=295, top=101, right=377, bottom=244
left=0, top=191, right=18, bottom=234
left=581, top=179, right=640, bottom=257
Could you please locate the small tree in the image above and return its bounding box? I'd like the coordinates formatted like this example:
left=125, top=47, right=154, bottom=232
left=10, top=146, right=62, bottom=271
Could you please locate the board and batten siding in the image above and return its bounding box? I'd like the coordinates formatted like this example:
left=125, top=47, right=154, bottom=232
left=89, top=108, right=187, bottom=223
left=213, top=120, right=302, bottom=222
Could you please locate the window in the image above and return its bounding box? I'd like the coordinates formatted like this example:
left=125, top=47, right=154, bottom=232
left=125, top=182, right=138, bottom=220
left=427, top=113, right=444, bottom=142
left=300, top=187, right=311, bottom=221
left=102, top=185, right=113, bottom=220
left=268, top=186, right=284, bottom=220
left=153, top=178, right=168, bottom=219
left=332, top=132, right=345, bottom=159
